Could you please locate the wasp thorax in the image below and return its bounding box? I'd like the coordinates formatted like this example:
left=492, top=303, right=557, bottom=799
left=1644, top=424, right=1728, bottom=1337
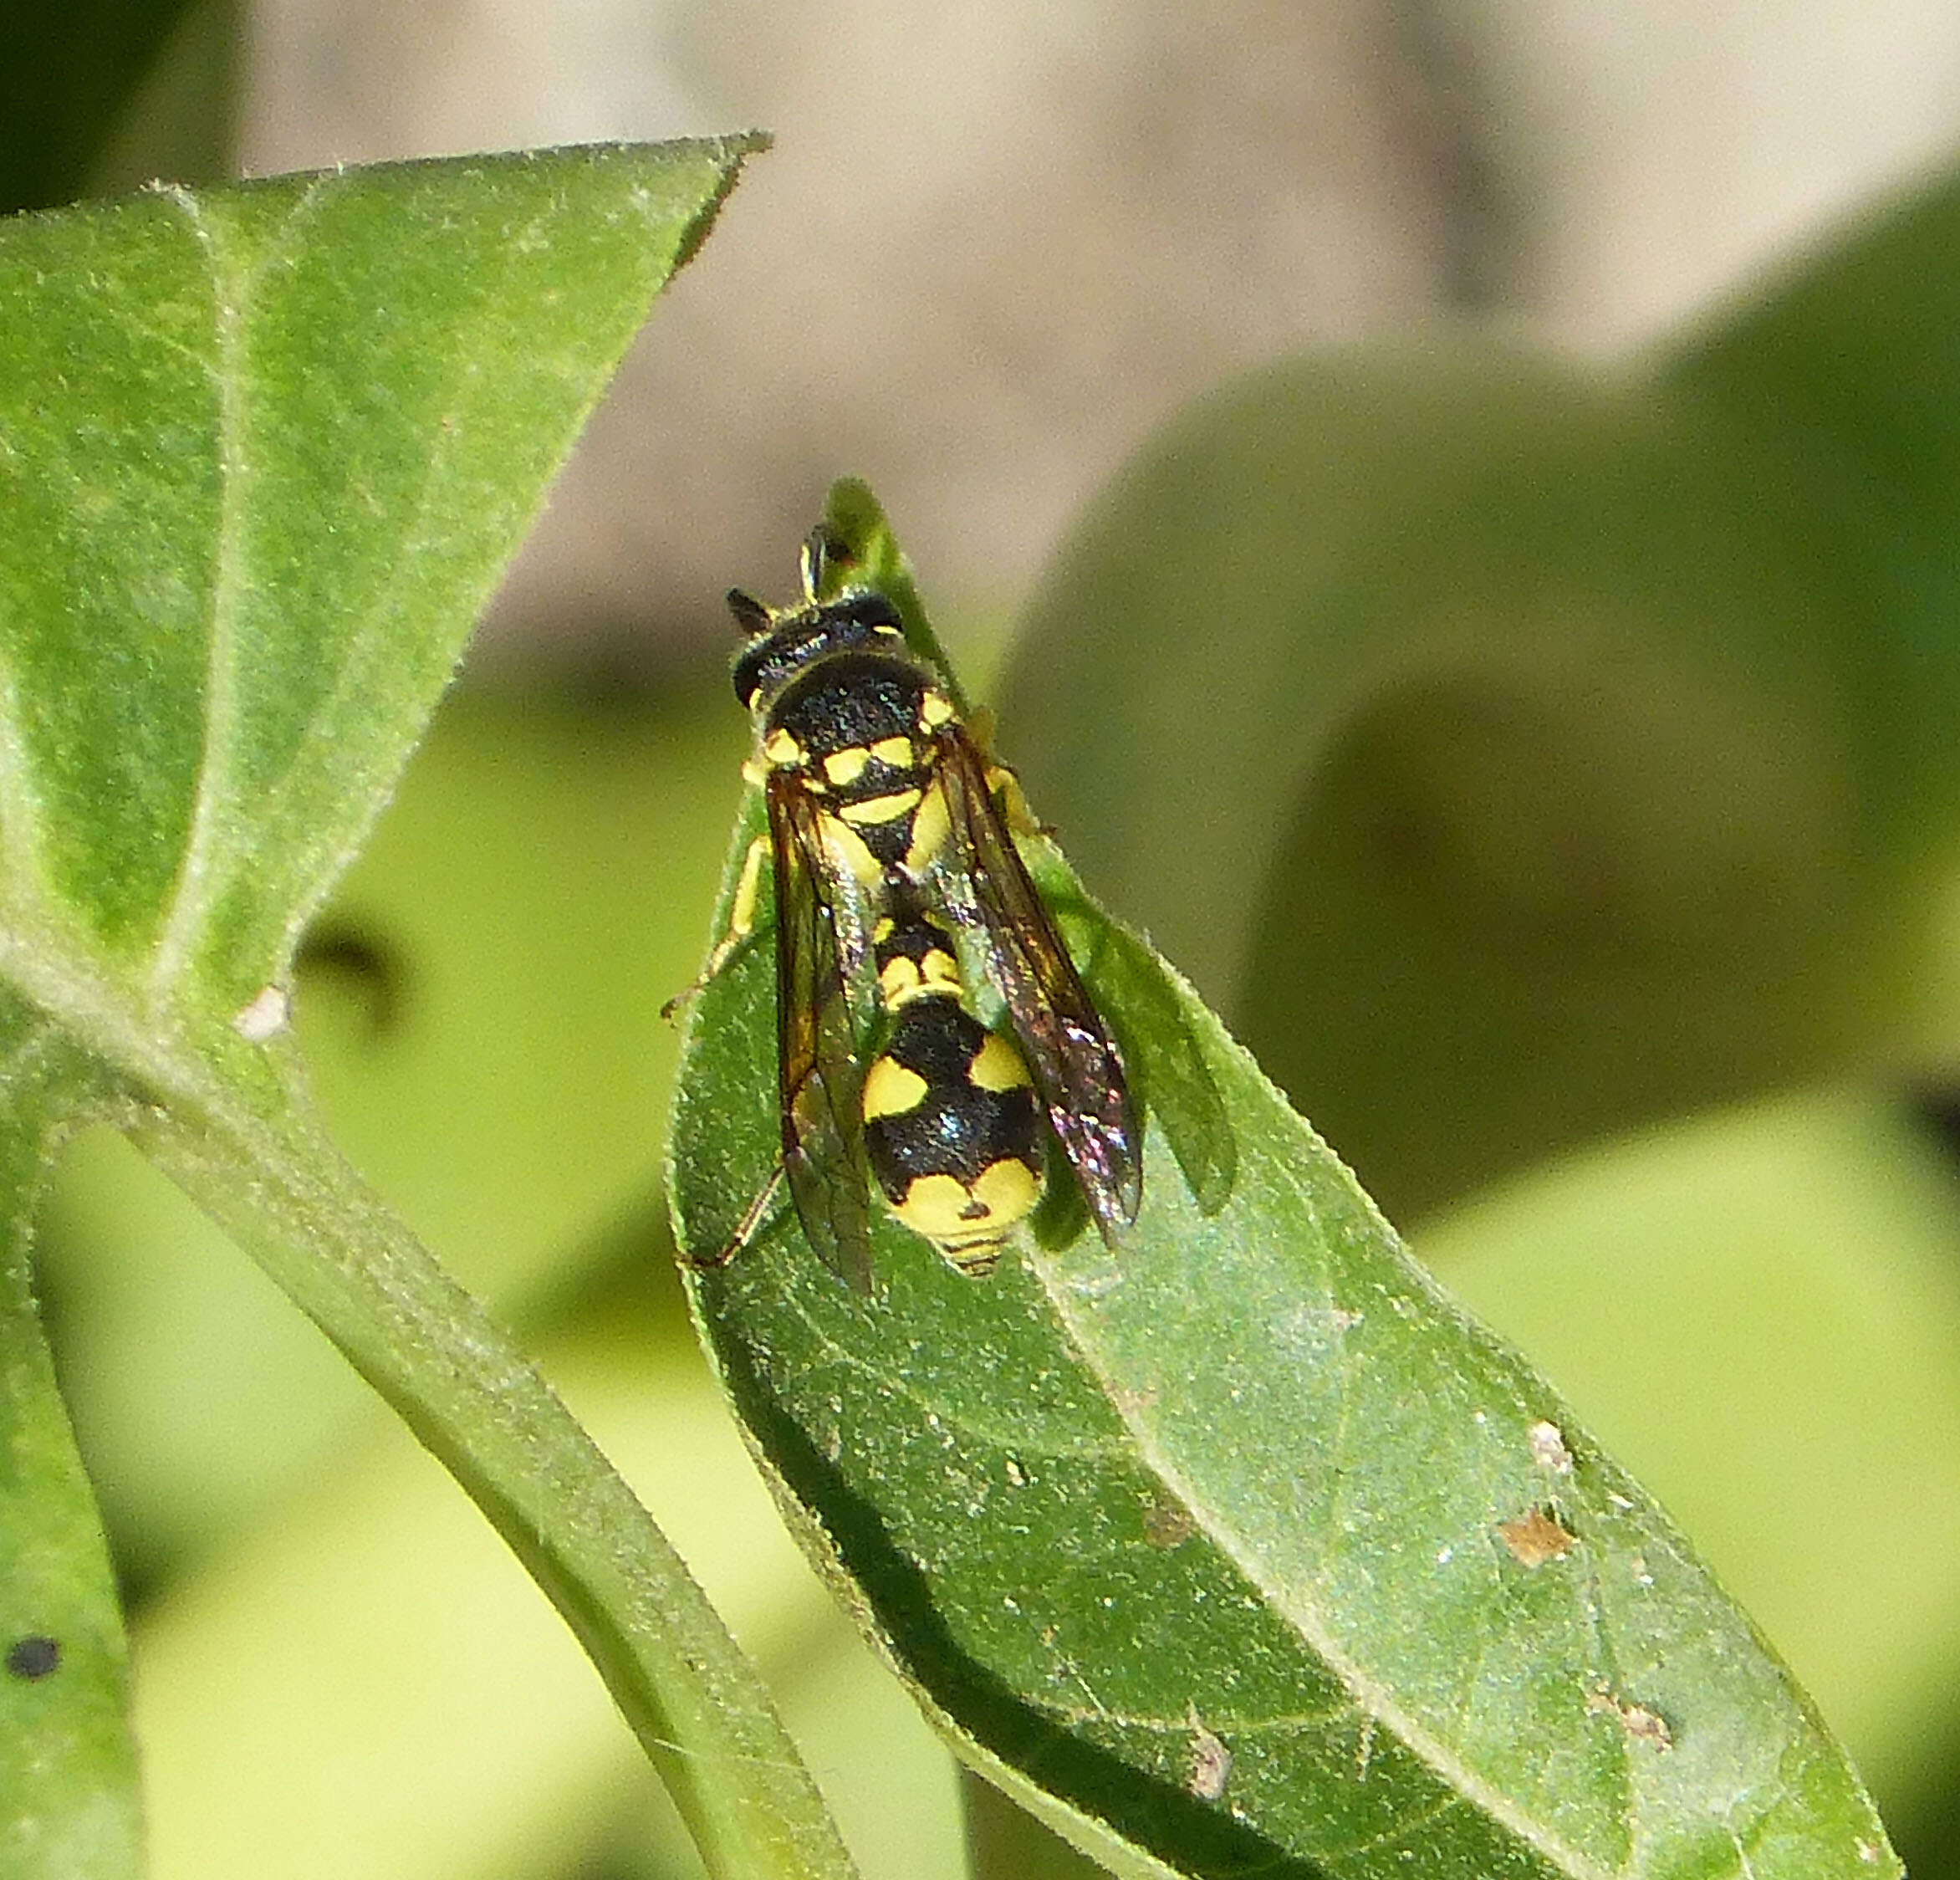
left=729, top=590, right=908, bottom=711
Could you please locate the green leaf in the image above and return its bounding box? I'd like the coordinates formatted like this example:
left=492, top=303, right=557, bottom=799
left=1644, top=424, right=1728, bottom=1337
left=0, top=1004, right=140, bottom=1880
left=0, top=143, right=865, bottom=1880
left=814, top=478, right=966, bottom=713
left=0, top=144, right=760, bottom=1006
left=670, top=487, right=1900, bottom=1880
left=1663, top=166, right=1960, bottom=835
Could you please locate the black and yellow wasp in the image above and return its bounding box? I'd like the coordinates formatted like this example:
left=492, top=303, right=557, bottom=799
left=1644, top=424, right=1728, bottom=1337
left=687, top=527, right=1141, bottom=1293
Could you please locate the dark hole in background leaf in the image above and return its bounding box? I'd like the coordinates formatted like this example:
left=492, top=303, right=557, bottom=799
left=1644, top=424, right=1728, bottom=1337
left=296, top=924, right=411, bottom=1040
left=6, top=1636, right=61, bottom=1679
left=1906, top=1082, right=1960, bottom=1172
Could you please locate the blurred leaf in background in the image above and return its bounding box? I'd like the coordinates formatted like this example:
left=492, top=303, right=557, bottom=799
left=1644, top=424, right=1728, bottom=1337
left=3, top=0, right=235, bottom=215
left=995, top=166, right=1960, bottom=1877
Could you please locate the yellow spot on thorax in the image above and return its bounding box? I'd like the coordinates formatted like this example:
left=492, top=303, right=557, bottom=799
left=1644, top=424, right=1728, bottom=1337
left=824, top=745, right=872, bottom=786
left=839, top=787, right=923, bottom=826
left=763, top=728, right=804, bottom=768
left=820, top=815, right=882, bottom=888
left=920, top=690, right=956, bottom=729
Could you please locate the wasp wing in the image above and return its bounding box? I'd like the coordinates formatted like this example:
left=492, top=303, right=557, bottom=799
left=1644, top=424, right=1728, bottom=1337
left=768, top=769, right=878, bottom=1293
left=937, top=731, right=1142, bottom=1244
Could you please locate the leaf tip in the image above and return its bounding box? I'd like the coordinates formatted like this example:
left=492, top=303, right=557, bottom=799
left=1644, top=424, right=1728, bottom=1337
left=669, top=130, right=773, bottom=275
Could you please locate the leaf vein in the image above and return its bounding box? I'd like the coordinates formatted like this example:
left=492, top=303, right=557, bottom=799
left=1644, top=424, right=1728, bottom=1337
left=1322, top=1791, right=1462, bottom=1867
left=146, top=185, right=251, bottom=997
left=147, top=173, right=344, bottom=994
left=1034, top=1256, right=1619, bottom=1880
left=1042, top=1697, right=1355, bottom=1736
left=0, top=638, right=51, bottom=909
left=753, top=1254, right=1134, bottom=1465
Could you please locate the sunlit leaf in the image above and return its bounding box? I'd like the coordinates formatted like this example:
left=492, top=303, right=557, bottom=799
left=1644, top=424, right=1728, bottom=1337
left=671, top=485, right=1900, bottom=1880
left=0, top=140, right=863, bottom=1880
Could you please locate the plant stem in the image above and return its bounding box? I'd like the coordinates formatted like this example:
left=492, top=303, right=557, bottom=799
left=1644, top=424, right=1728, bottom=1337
left=135, top=1071, right=858, bottom=1880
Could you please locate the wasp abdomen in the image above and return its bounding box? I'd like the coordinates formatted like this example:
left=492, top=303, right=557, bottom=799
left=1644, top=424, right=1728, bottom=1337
left=863, top=906, right=1044, bottom=1275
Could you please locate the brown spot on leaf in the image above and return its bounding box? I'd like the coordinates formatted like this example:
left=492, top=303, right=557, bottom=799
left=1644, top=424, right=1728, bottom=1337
left=1586, top=1683, right=1672, bottom=1750
left=1186, top=1714, right=1231, bottom=1801
left=1143, top=1497, right=1196, bottom=1548
left=1498, top=1507, right=1579, bottom=1567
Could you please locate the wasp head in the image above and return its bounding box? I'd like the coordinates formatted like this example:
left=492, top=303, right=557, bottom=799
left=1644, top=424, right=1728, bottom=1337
left=729, top=588, right=907, bottom=711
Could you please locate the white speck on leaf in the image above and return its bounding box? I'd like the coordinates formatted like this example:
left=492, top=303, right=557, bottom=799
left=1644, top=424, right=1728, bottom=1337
left=233, top=984, right=289, bottom=1040
left=1529, top=1419, right=1574, bottom=1474
left=1274, top=1302, right=1365, bottom=1359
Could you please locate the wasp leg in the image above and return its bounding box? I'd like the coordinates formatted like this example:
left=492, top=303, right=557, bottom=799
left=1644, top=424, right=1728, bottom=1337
left=687, top=1162, right=789, bottom=1271
left=986, top=761, right=1049, bottom=838
left=961, top=715, right=1048, bottom=840
left=661, top=833, right=770, bottom=1020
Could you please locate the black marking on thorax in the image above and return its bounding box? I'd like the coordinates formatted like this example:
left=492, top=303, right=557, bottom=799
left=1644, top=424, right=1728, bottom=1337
left=769, top=651, right=931, bottom=776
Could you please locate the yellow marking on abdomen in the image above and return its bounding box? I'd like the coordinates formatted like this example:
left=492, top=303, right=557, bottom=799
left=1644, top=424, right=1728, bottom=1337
left=968, top=1033, right=1032, bottom=1091
left=879, top=948, right=962, bottom=1007
left=863, top=1057, right=929, bottom=1120
left=903, top=779, right=951, bottom=871
left=895, top=1157, right=1042, bottom=1248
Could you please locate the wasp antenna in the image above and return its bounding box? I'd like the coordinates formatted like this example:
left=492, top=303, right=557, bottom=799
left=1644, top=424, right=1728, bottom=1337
left=727, top=588, right=772, bottom=636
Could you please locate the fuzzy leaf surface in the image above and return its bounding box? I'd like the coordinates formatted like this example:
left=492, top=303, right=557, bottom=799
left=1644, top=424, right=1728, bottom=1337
left=0, top=141, right=867, bottom=1880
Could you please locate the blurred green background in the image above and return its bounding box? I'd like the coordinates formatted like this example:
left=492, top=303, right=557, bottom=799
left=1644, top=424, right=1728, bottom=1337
left=23, top=3, right=1960, bottom=1878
